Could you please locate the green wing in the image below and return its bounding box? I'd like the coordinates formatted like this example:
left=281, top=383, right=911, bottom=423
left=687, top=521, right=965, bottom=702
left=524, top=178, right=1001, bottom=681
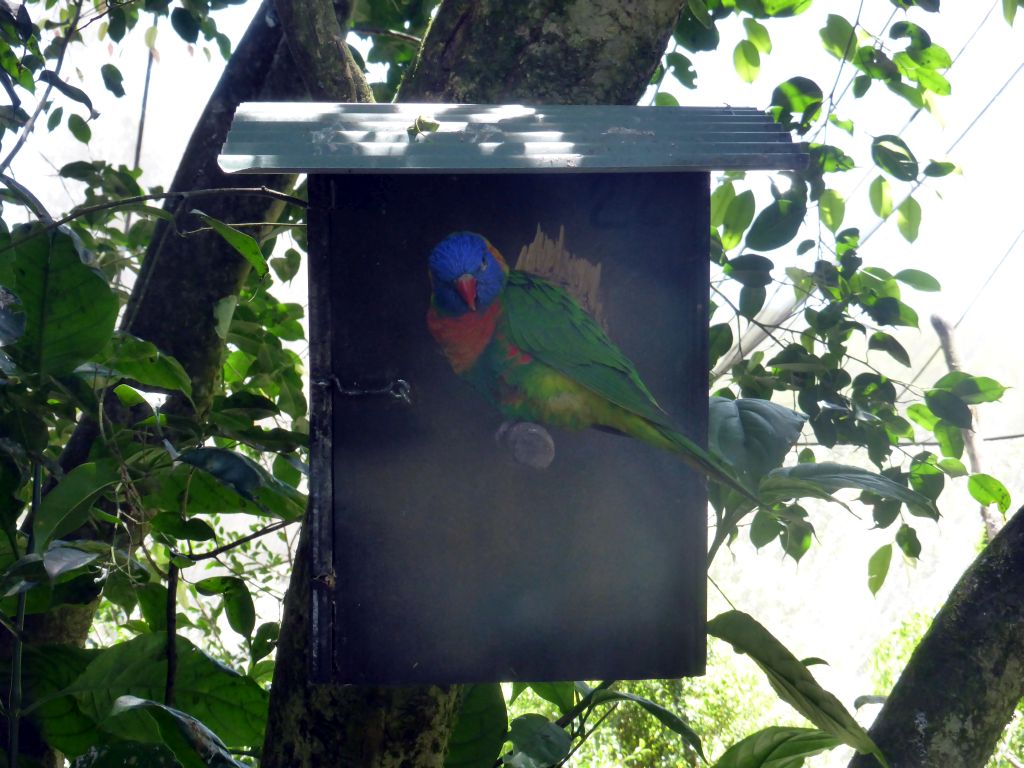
left=502, top=270, right=673, bottom=429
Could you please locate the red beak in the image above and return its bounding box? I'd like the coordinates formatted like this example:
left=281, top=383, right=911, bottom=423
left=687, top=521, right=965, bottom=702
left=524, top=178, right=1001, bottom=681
left=455, top=274, right=477, bottom=311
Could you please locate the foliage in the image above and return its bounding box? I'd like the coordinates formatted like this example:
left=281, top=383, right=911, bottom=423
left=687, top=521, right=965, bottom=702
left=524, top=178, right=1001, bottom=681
left=0, top=0, right=1017, bottom=766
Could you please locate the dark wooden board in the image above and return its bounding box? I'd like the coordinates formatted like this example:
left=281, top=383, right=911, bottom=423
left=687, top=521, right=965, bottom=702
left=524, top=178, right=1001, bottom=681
left=308, top=172, right=709, bottom=684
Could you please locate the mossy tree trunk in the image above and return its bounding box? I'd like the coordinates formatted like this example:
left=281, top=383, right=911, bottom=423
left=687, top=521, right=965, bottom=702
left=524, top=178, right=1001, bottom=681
left=848, top=507, right=1024, bottom=768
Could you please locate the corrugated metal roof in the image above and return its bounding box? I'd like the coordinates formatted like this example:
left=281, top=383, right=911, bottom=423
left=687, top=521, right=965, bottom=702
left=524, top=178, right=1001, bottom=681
left=219, top=103, right=807, bottom=174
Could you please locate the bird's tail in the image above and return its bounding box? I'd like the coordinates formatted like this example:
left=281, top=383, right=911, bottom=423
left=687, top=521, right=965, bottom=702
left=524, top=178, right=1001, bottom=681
left=649, top=423, right=757, bottom=503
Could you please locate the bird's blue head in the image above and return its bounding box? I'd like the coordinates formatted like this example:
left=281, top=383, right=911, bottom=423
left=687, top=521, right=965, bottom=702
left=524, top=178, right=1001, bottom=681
left=428, top=232, right=508, bottom=316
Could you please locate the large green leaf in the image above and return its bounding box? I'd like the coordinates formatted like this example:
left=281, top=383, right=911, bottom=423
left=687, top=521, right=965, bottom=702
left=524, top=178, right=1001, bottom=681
left=34, top=459, right=122, bottom=548
left=100, top=696, right=243, bottom=768
left=708, top=612, right=883, bottom=763
left=66, top=633, right=268, bottom=749
left=143, top=463, right=305, bottom=520
left=19, top=645, right=102, bottom=757
left=714, top=726, right=841, bottom=767
left=174, top=448, right=306, bottom=519
left=445, top=683, right=508, bottom=768
left=505, top=714, right=571, bottom=768
left=95, top=333, right=193, bottom=397
left=760, top=462, right=939, bottom=519
left=709, top=398, right=806, bottom=489
left=8, top=225, right=118, bottom=376
left=746, top=178, right=807, bottom=251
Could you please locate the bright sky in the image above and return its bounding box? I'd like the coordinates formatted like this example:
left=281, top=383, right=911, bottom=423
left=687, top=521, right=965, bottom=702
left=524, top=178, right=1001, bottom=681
left=13, top=2, right=1024, bottom=760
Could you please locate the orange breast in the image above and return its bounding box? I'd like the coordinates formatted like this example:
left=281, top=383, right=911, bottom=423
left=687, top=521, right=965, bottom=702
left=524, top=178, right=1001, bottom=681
left=426, top=301, right=502, bottom=374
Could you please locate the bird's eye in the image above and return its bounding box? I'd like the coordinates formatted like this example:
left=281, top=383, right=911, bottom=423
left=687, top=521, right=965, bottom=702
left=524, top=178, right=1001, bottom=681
left=480, top=257, right=488, bottom=271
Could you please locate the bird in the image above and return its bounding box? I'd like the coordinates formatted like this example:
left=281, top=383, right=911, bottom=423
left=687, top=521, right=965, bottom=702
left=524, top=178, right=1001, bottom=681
left=426, top=231, right=751, bottom=497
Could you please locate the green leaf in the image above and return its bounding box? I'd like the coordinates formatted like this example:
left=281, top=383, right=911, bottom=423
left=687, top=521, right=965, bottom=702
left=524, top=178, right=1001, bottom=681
left=9, top=225, right=119, bottom=376
left=251, top=621, right=279, bottom=663
left=867, top=544, right=892, bottom=595
left=896, top=196, right=921, bottom=242
left=195, top=576, right=255, bottom=638
left=100, top=64, right=125, bottom=97
left=714, top=726, right=841, bottom=768
left=933, top=421, right=964, bottom=459
left=817, top=189, right=845, bottom=233
left=47, top=106, right=63, bottom=131
left=42, top=543, right=101, bottom=580
left=18, top=645, right=101, bottom=757
left=968, top=473, right=1011, bottom=513
left=149, top=513, right=216, bottom=541
left=739, top=285, right=766, bottom=319
left=170, top=7, right=199, bottom=42
left=869, top=175, right=893, bottom=218
left=709, top=397, right=806, bottom=489
left=178, top=447, right=263, bottom=500
left=708, top=611, right=881, bottom=760
left=871, top=135, right=918, bottom=181
left=733, top=40, right=761, bottom=83
left=445, top=683, right=507, bottom=768
left=1005, top=0, right=1019, bottom=24
left=710, top=182, right=736, bottom=228
left=923, top=160, right=957, bottom=177
left=893, top=268, right=940, bottom=292
left=589, top=689, right=705, bottom=760
left=506, top=714, right=572, bottom=767
left=933, top=372, right=1007, bottom=404
left=101, top=696, right=243, bottom=768
left=761, top=462, right=939, bottom=520
left=746, top=185, right=807, bottom=251
left=98, top=333, right=192, bottom=397
left=270, top=248, right=302, bottom=282
left=665, top=51, right=698, bottom=89
left=725, top=254, right=774, bottom=287
left=67, top=633, right=268, bottom=748
left=924, top=390, right=971, bottom=430
left=895, top=523, right=922, bottom=559
left=937, top=457, right=967, bottom=477
left=68, top=113, right=92, bottom=143
left=709, top=323, right=734, bottom=368
left=906, top=403, right=938, bottom=431
left=750, top=510, right=782, bottom=548
left=743, top=18, right=772, bottom=52
left=654, top=91, right=680, bottom=107
left=820, top=14, right=856, bottom=60
left=38, top=71, right=97, bottom=118
left=34, top=460, right=121, bottom=548
left=144, top=463, right=305, bottom=521
left=769, top=77, right=822, bottom=134
left=868, top=332, right=910, bottom=367
left=722, top=190, right=755, bottom=251
left=192, top=210, right=268, bottom=276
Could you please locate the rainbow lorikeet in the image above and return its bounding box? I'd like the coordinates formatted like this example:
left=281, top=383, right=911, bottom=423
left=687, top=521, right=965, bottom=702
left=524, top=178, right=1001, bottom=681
left=426, top=231, right=748, bottom=495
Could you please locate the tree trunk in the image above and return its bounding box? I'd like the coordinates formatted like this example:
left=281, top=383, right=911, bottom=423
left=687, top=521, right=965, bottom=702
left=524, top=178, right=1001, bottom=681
left=849, top=508, right=1024, bottom=768
left=260, top=1, right=688, bottom=765
left=400, top=0, right=682, bottom=104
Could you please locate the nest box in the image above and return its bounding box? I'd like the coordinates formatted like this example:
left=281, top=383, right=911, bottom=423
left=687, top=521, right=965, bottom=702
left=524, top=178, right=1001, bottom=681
left=219, top=103, right=806, bottom=684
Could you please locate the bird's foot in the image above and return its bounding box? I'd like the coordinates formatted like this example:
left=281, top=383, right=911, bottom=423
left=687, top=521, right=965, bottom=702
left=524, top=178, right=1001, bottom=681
left=495, top=420, right=555, bottom=469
